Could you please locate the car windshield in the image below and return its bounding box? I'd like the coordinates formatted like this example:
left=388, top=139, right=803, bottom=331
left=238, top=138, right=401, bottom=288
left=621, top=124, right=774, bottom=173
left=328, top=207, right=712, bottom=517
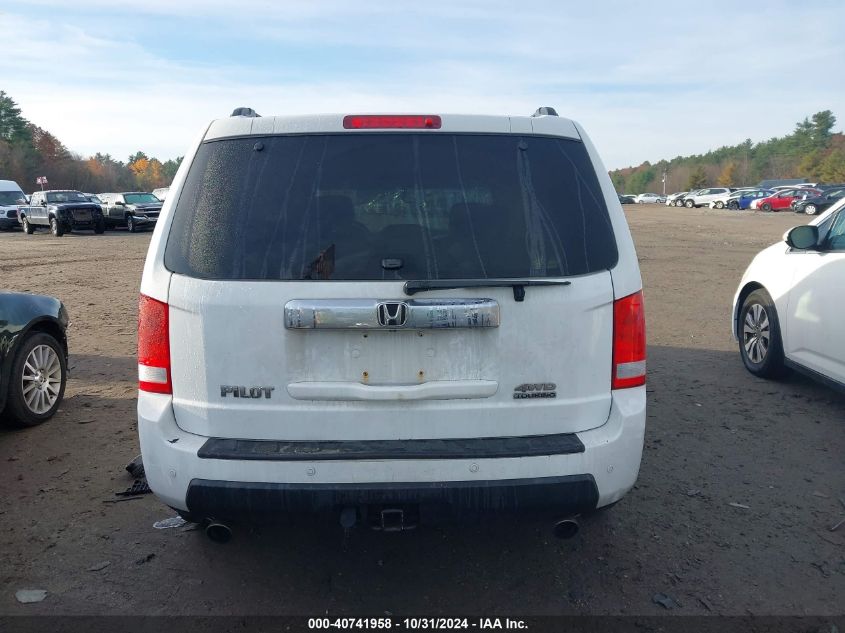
left=0, top=191, right=26, bottom=205
left=45, top=191, right=89, bottom=203
left=166, top=133, right=618, bottom=281
left=124, top=193, right=160, bottom=204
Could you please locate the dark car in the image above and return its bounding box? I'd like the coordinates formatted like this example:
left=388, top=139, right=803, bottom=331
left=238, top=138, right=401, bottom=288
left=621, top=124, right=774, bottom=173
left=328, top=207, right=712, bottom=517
left=99, top=192, right=162, bottom=232
left=0, top=292, right=69, bottom=427
left=19, top=190, right=105, bottom=236
left=792, top=186, right=845, bottom=215
left=618, top=194, right=636, bottom=204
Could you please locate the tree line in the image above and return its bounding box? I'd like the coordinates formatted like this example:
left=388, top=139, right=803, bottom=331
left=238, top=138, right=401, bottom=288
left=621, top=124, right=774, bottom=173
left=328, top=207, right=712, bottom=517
left=610, top=110, right=845, bottom=194
left=0, top=90, right=181, bottom=194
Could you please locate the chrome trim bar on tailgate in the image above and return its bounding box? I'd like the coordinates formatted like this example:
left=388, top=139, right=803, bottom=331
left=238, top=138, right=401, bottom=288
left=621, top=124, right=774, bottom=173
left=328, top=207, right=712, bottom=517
left=284, top=299, right=500, bottom=329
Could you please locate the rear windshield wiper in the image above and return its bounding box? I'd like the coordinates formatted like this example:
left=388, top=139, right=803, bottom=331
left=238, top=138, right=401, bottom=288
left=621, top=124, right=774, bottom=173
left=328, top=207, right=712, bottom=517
left=403, top=279, right=571, bottom=302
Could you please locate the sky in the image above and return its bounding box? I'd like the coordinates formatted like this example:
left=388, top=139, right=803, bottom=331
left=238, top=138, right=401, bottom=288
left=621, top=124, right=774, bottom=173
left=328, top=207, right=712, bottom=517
left=2, top=0, right=844, bottom=170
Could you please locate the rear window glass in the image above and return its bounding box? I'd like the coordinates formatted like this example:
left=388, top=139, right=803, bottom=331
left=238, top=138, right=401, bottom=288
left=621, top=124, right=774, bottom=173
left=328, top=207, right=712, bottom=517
left=164, top=133, right=617, bottom=281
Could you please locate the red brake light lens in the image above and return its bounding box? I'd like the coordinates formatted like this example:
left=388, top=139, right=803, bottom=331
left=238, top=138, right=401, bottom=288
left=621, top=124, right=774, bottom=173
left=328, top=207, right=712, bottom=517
left=343, top=115, right=441, bottom=130
left=138, top=294, right=171, bottom=394
left=612, top=290, right=646, bottom=390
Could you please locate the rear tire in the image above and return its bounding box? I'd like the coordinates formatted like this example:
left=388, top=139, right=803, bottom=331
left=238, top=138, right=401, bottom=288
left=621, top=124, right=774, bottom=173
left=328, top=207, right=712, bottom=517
left=2, top=333, right=67, bottom=428
left=50, top=217, right=64, bottom=237
left=738, top=289, right=787, bottom=379
left=22, top=217, right=34, bottom=234
left=760, top=202, right=772, bottom=212
left=727, top=201, right=739, bottom=210
left=715, top=201, right=724, bottom=209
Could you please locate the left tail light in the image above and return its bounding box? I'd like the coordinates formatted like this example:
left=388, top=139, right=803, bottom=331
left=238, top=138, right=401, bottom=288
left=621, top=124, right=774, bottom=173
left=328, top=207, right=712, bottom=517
left=138, top=294, right=171, bottom=394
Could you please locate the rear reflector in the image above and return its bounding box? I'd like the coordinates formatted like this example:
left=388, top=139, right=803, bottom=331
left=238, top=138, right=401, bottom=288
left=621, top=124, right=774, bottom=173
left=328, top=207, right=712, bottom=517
left=343, top=115, right=441, bottom=129
left=612, top=290, right=646, bottom=390
left=138, top=294, right=171, bottom=394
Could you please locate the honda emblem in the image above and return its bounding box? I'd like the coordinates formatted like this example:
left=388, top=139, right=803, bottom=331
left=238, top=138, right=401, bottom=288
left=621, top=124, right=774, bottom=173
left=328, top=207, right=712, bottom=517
left=376, top=301, right=408, bottom=327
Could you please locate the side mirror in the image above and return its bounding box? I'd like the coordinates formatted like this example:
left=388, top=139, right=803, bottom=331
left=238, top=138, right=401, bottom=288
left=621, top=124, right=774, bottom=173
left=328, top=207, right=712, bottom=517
left=785, top=225, right=819, bottom=250
left=114, top=201, right=125, bottom=206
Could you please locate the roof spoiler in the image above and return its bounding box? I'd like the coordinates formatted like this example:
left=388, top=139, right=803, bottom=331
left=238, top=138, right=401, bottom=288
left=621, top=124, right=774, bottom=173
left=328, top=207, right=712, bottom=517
left=531, top=107, right=558, bottom=117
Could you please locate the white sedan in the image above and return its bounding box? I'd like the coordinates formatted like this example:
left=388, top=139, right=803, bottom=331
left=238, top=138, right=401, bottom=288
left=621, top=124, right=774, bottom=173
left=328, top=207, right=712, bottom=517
left=732, top=198, right=845, bottom=390
left=634, top=193, right=666, bottom=204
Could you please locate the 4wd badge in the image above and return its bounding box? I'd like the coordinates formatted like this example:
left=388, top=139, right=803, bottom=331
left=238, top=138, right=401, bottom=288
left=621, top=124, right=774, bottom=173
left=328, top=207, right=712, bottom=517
left=513, top=383, right=557, bottom=399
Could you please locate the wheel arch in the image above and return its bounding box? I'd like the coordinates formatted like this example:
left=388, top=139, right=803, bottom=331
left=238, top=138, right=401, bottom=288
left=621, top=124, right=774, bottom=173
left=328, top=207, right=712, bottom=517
left=0, top=317, right=68, bottom=414
left=734, top=282, right=766, bottom=340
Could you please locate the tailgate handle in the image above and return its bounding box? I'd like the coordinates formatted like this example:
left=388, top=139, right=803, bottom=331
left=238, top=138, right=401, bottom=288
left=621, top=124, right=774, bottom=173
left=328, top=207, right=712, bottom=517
left=284, top=299, right=499, bottom=330
left=287, top=380, right=499, bottom=401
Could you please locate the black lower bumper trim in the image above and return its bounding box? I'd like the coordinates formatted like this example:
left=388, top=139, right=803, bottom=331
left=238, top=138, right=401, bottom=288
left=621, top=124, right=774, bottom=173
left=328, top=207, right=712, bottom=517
left=185, top=475, right=599, bottom=522
left=197, top=433, right=585, bottom=461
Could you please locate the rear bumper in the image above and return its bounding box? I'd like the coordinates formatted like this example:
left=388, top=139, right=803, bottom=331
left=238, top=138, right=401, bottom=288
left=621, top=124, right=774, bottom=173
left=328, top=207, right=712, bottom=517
left=138, top=387, right=646, bottom=522
left=186, top=475, right=599, bottom=522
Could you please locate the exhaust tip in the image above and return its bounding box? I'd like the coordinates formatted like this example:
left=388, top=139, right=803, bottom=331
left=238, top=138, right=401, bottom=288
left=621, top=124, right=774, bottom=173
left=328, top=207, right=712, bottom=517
left=553, top=518, right=579, bottom=540
left=206, top=522, right=232, bottom=543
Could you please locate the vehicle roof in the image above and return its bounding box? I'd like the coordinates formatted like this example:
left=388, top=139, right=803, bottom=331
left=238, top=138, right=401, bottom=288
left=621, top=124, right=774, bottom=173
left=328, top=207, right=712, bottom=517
left=204, top=113, right=582, bottom=142
left=0, top=180, right=24, bottom=190
left=38, top=189, right=83, bottom=194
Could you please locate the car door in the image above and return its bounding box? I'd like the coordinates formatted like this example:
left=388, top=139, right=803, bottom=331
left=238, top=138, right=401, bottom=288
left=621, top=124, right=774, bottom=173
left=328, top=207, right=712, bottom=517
left=773, top=190, right=795, bottom=210
left=784, top=208, right=845, bottom=384
left=31, top=193, right=46, bottom=224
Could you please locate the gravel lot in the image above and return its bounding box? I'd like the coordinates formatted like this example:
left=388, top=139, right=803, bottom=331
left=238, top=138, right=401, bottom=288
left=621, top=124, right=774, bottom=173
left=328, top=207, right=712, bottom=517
left=1, top=204, right=843, bottom=616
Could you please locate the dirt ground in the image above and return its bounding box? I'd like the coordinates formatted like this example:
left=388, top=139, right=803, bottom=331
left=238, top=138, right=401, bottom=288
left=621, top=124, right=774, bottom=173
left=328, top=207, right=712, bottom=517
left=0, top=204, right=843, bottom=616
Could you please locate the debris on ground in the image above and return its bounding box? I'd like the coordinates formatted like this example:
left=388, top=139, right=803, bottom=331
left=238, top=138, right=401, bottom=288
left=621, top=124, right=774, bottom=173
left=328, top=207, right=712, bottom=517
left=686, top=489, right=701, bottom=497
left=831, top=518, right=845, bottom=532
left=728, top=502, right=750, bottom=510
left=116, top=479, right=151, bottom=497
left=125, top=455, right=145, bottom=479
left=697, top=596, right=713, bottom=612
left=87, top=561, right=111, bottom=572
left=134, top=553, right=156, bottom=565
left=15, top=589, right=47, bottom=604
left=652, top=592, right=681, bottom=610
left=153, top=516, right=187, bottom=530
left=812, top=491, right=829, bottom=498
left=102, top=496, right=143, bottom=504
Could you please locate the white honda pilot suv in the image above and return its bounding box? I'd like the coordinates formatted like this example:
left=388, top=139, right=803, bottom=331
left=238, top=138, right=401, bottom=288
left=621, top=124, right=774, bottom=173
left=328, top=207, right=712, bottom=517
left=137, top=107, right=646, bottom=538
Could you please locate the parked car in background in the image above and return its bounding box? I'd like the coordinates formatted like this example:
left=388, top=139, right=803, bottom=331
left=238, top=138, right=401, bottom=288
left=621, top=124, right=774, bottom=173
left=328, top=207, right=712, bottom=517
left=152, top=187, right=170, bottom=201
left=707, top=188, right=757, bottom=209
left=756, top=188, right=822, bottom=212
left=683, top=187, right=732, bottom=208
left=618, top=194, right=636, bottom=204
left=733, top=198, right=845, bottom=391
left=19, top=190, right=106, bottom=236
left=665, top=191, right=688, bottom=206
left=99, top=192, right=163, bottom=232
left=84, top=193, right=104, bottom=204
left=137, top=107, right=647, bottom=534
left=725, top=189, right=773, bottom=210
left=0, top=292, right=69, bottom=427
left=634, top=192, right=665, bottom=204
left=792, top=186, right=845, bottom=215
left=0, top=180, right=27, bottom=230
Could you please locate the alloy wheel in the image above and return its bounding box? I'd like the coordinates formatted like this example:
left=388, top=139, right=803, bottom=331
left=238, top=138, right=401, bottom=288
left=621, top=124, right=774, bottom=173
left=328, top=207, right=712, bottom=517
left=21, top=344, right=62, bottom=414
left=743, top=303, right=770, bottom=364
